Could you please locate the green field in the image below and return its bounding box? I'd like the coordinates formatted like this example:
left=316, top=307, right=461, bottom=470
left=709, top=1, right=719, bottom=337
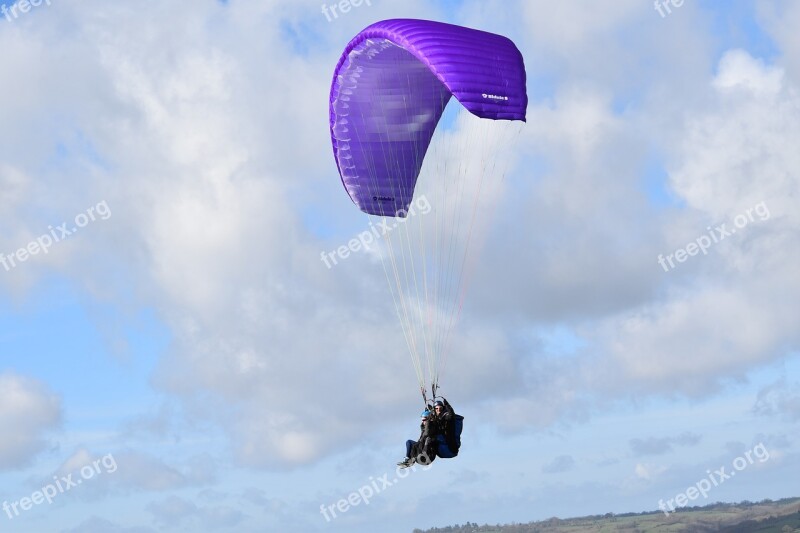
left=415, top=498, right=800, bottom=532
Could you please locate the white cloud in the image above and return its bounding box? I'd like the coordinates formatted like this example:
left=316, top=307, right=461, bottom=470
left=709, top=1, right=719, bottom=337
left=634, top=462, right=667, bottom=480
left=45, top=448, right=215, bottom=498
left=146, top=495, right=243, bottom=530
left=713, top=49, right=784, bottom=95
left=0, top=372, right=61, bottom=470
left=754, top=379, right=800, bottom=421
left=582, top=49, right=800, bottom=396
left=756, top=0, right=800, bottom=86
left=521, top=0, right=642, bottom=50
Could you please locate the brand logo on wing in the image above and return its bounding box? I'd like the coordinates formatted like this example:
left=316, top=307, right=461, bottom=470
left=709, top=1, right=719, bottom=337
left=373, top=196, right=394, bottom=202
left=482, top=93, right=509, bottom=101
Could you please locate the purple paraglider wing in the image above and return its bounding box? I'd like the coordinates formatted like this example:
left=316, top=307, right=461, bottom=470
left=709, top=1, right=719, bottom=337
left=329, top=19, right=527, bottom=217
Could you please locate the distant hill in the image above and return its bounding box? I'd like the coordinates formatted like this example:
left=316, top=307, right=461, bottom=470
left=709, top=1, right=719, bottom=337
left=413, top=497, right=800, bottom=532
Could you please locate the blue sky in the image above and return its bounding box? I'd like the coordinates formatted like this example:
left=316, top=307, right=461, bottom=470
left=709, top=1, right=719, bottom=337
left=1, top=1, right=799, bottom=532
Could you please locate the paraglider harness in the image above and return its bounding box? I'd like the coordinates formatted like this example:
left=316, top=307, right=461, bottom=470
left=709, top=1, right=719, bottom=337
left=421, top=384, right=464, bottom=457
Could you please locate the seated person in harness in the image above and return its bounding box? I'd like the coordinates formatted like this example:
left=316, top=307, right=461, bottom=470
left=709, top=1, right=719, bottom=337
left=397, top=409, right=437, bottom=468
left=430, top=398, right=461, bottom=459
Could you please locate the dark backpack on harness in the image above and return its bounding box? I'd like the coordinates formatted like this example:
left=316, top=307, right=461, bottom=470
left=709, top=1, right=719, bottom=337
left=436, top=412, right=464, bottom=458
left=448, top=413, right=464, bottom=454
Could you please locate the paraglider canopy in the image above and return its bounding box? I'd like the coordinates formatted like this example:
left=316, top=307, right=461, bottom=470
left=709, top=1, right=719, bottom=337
left=329, top=19, right=528, bottom=216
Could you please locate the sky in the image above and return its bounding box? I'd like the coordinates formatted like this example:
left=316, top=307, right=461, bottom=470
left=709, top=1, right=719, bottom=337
left=1, top=0, right=799, bottom=532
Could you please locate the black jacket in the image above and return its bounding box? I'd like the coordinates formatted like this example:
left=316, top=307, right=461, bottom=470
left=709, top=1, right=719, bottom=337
left=415, top=418, right=437, bottom=462
left=432, top=400, right=458, bottom=452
